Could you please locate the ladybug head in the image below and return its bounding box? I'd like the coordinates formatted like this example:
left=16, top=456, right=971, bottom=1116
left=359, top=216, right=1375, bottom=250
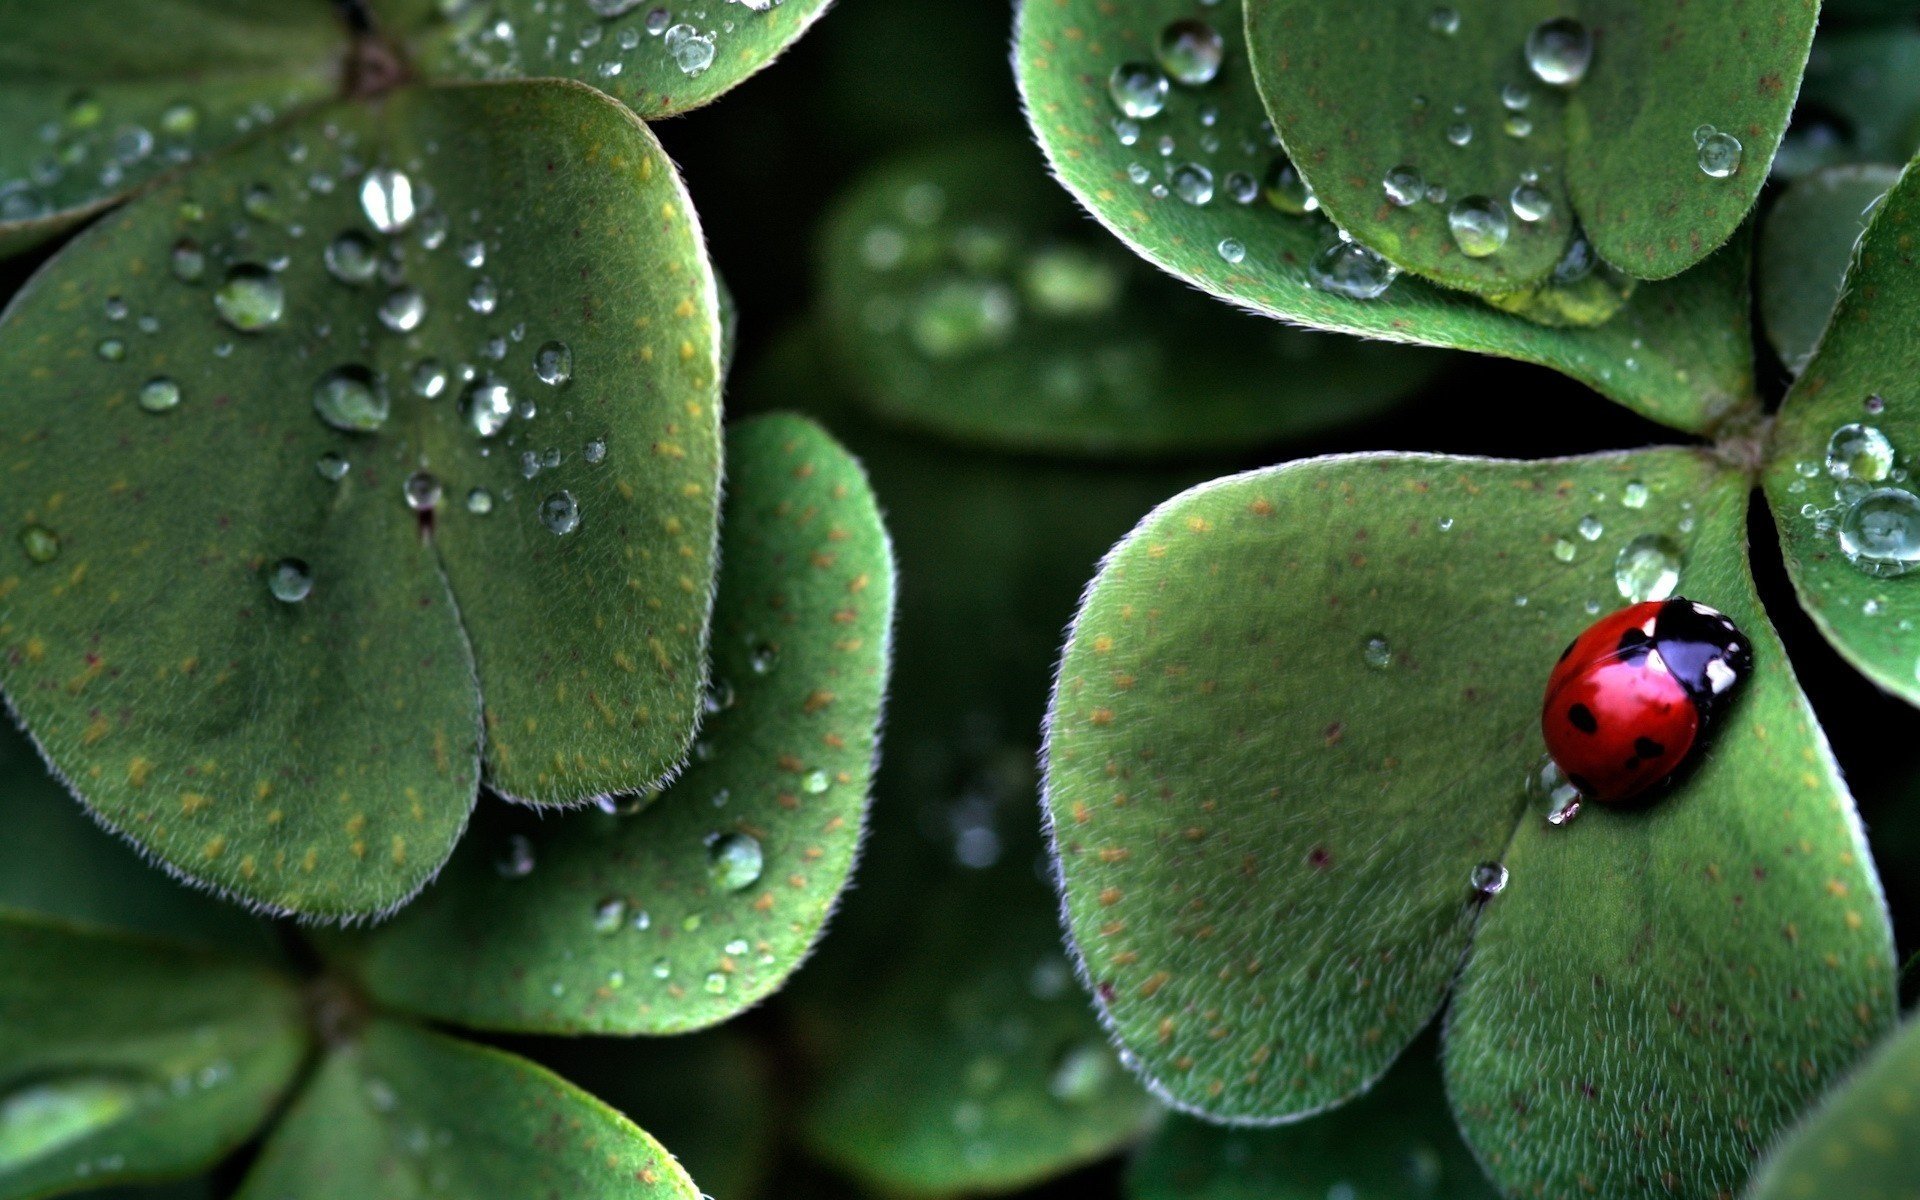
left=1651, top=599, right=1752, bottom=719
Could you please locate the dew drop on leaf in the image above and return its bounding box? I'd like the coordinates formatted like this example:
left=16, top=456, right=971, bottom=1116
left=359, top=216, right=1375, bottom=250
left=1170, top=162, right=1214, bottom=206
left=311, top=365, right=391, bottom=433
left=1107, top=62, right=1170, bottom=120
left=1309, top=239, right=1398, bottom=300
left=706, top=832, right=765, bottom=891
left=534, top=340, right=574, bottom=386
left=1155, top=19, right=1224, bottom=87
left=96, top=338, right=125, bottom=362
left=137, top=377, right=181, bottom=415
left=1622, top=481, right=1650, bottom=509
left=168, top=239, right=206, bottom=283
left=802, top=769, right=831, bottom=794
left=266, top=558, right=313, bottom=604
left=1613, top=534, right=1683, bottom=602
left=1382, top=164, right=1424, bottom=207
left=17, top=525, right=59, bottom=565
left=378, top=287, right=428, bottom=334
left=1217, top=237, right=1246, bottom=264
left=703, top=971, right=729, bottom=995
left=496, top=834, right=536, bottom=880
left=1428, top=6, right=1460, bottom=35
left=1825, top=423, right=1894, bottom=482
left=1838, top=488, right=1920, bottom=577
left=1361, top=635, right=1393, bottom=669
left=403, top=471, right=442, bottom=513
left=1469, top=861, right=1508, bottom=898
left=1509, top=183, right=1552, bottom=223
left=1048, top=1041, right=1117, bottom=1103
left=1525, top=17, right=1592, bottom=87
left=213, top=264, right=285, bottom=333
left=459, top=375, right=514, bottom=438
left=1694, top=128, right=1742, bottom=178
left=591, top=896, right=627, bottom=933
left=663, top=23, right=717, bottom=76
left=359, top=167, right=417, bottom=234
left=411, top=359, right=449, bottom=399
left=540, top=491, right=581, bottom=536
left=316, top=452, right=350, bottom=482
left=1447, top=196, right=1510, bottom=257
left=1261, top=154, right=1316, bottom=215
left=465, top=487, right=494, bottom=516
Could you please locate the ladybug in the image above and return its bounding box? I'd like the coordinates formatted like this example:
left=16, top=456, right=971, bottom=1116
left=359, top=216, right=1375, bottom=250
left=1541, top=598, right=1752, bottom=807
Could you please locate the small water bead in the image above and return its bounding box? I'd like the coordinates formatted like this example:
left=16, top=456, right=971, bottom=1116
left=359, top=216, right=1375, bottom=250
left=465, top=488, right=494, bottom=516
left=1577, top=514, right=1604, bottom=541
left=324, top=231, right=380, bottom=284
left=1261, top=154, right=1316, bottom=214
left=411, top=359, right=448, bottom=399
left=458, top=239, right=486, bottom=269
left=1501, top=82, right=1531, bottom=111
left=748, top=642, right=779, bottom=674
left=534, top=340, right=573, bottom=385
left=1866, top=393, right=1887, bottom=415
left=1838, top=488, right=1920, bottom=577
left=591, top=896, right=627, bottom=934
left=1310, top=239, right=1399, bottom=300
left=169, top=239, right=206, bottom=283
left=459, top=375, right=514, bottom=438
left=1428, top=6, right=1460, bottom=34
left=316, top=452, right=350, bottom=482
left=1825, top=423, right=1894, bottom=482
left=137, top=377, right=181, bottom=414
left=1447, top=196, right=1510, bottom=257
left=1622, top=481, right=1650, bottom=509
left=1156, top=19, right=1225, bottom=86
left=664, top=23, right=717, bottom=76
left=311, top=366, right=390, bottom=433
left=1049, top=1042, right=1117, bottom=1104
left=1382, top=165, right=1424, bottom=207
left=242, top=183, right=279, bottom=222
left=1170, top=162, right=1214, bottom=206
left=1469, top=861, right=1508, bottom=898
left=267, top=558, right=313, bottom=604
left=707, top=832, right=765, bottom=891
left=403, top=471, right=442, bottom=512
left=1217, top=238, right=1246, bottom=264
left=1525, top=17, right=1593, bottom=87
left=1695, top=128, right=1742, bottom=178
left=540, top=490, right=580, bottom=536
left=95, top=337, right=126, bottom=362
left=1552, top=232, right=1597, bottom=284
left=1446, top=122, right=1473, bottom=147
left=1108, top=62, right=1170, bottom=120
left=1614, top=533, right=1683, bottom=602
left=1509, top=183, right=1552, bottom=222
left=359, top=167, right=417, bottom=234
left=583, top=439, right=607, bottom=465
left=18, top=525, right=59, bottom=564
left=703, top=972, right=729, bottom=995
left=1223, top=170, right=1258, bottom=204
left=468, top=277, right=499, bottom=315
left=910, top=279, right=1017, bottom=358
left=378, top=287, right=427, bottom=333
left=213, top=264, right=284, bottom=332
left=1503, top=113, right=1534, bottom=139
left=496, top=834, right=536, bottom=880
left=1551, top=538, right=1577, bottom=563
left=802, top=769, right=831, bottom=794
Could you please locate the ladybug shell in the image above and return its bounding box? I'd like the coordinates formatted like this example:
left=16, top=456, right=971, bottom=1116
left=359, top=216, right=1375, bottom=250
left=1542, top=598, right=1751, bottom=805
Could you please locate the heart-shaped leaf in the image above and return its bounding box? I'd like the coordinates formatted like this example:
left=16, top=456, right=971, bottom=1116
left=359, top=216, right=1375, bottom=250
left=374, top=0, right=832, bottom=120
left=1127, top=1042, right=1497, bottom=1200
left=1015, top=0, right=1758, bottom=435
left=1744, top=1015, right=1920, bottom=1200
left=0, top=912, right=305, bottom=1200
left=1775, top=26, right=1920, bottom=180
left=346, top=414, right=891, bottom=1033
left=819, top=138, right=1444, bottom=457
left=0, top=727, right=275, bottom=956
left=1044, top=449, right=1894, bottom=1196
left=1764, top=160, right=1920, bottom=707
left=232, top=1020, right=698, bottom=1200
left=1247, top=0, right=1815, bottom=292
left=1759, top=164, right=1898, bottom=375
left=0, top=79, right=724, bottom=919
left=0, top=1, right=344, bottom=258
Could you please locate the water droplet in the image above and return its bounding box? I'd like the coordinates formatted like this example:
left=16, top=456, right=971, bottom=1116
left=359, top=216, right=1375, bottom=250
left=459, top=375, right=514, bottom=438
left=1501, top=82, right=1531, bottom=110
left=311, top=366, right=390, bottom=433
left=403, top=471, right=442, bottom=512
left=496, top=834, right=535, bottom=879
left=1866, top=393, right=1887, bottom=415
left=359, top=167, right=417, bottom=234
left=267, top=558, right=312, bottom=604
left=1445, top=121, right=1473, bottom=147
left=1048, top=1042, right=1116, bottom=1103
left=1260, top=154, right=1317, bottom=214
left=137, top=377, right=181, bottom=415
left=1217, top=237, right=1246, bottom=264
left=465, top=488, right=494, bottom=516
left=323, top=231, right=380, bottom=285
left=1825, top=423, right=1894, bottom=482
left=458, top=239, right=487, bottom=269
left=18, top=525, right=59, bottom=564
left=1552, top=232, right=1597, bottom=284
left=703, top=971, right=729, bottom=995
left=1577, top=514, right=1604, bottom=541
left=592, top=896, right=627, bottom=933
left=242, top=183, right=279, bottom=223
left=1429, top=7, right=1461, bottom=34
left=1503, top=113, right=1534, bottom=138
left=1361, top=635, right=1393, bottom=669
left=1108, top=62, right=1170, bottom=120
left=1310, top=239, right=1399, bottom=300
left=1156, top=19, right=1224, bottom=86
left=1509, top=183, right=1552, bottom=222
left=1696, top=128, right=1742, bottom=179
left=316, top=452, right=350, bottom=482
left=1470, top=861, right=1508, bottom=898
left=1170, top=161, right=1214, bottom=206
left=1838, top=488, right=1920, bottom=577
left=748, top=642, right=778, bottom=674
left=1383, top=164, right=1425, bottom=207
left=467, top=277, right=499, bottom=315
left=169, top=239, right=206, bottom=283
left=1614, top=534, right=1683, bottom=602
left=534, top=341, right=573, bottom=386
left=1622, top=481, right=1649, bottom=509
left=1527, top=755, right=1583, bottom=824
left=583, top=439, right=608, bottom=466
left=159, top=102, right=201, bottom=136
left=540, top=490, right=580, bottom=536
left=707, top=832, right=764, bottom=891
left=96, top=338, right=126, bottom=362
left=213, top=264, right=284, bottom=332
left=378, top=286, right=427, bottom=333
left=1448, top=196, right=1510, bottom=257
left=0, top=1074, right=144, bottom=1166
left=910, top=278, right=1017, bottom=358
left=802, top=769, right=831, bottom=794
left=1525, top=18, right=1592, bottom=87
left=1551, top=538, right=1577, bottom=563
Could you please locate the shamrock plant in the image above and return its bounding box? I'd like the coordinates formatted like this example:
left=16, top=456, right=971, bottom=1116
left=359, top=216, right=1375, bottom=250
left=1021, top=1, right=1920, bottom=1196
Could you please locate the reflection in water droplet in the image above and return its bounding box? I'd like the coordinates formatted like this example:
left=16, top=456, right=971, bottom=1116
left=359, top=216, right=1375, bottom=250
left=1527, top=756, right=1584, bottom=825
left=1825, top=423, right=1894, bottom=483
left=1525, top=18, right=1592, bottom=87
left=267, top=558, right=312, bottom=604
left=583, top=439, right=607, bottom=465
left=459, top=376, right=514, bottom=439
left=1622, top=481, right=1649, bottom=509
left=411, top=359, right=448, bottom=399
left=664, top=23, right=717, bottom=76
left=1170, top=162, right=1214, bottom=206
left=0, top=1074, right=145, bottom=1166
left=169, top=239, right=206, bottom=283
left=534, top=341, right=574, bottom=386
left=214, top=264, right=284, bottom=332
left=1261, top=154, right=1317, bottom=215
left=1383, top=164, right=1424, bottom=207
left=1696, top=129, right=1743, bottom=178
left=138, top=377, right=182, bottom=414
left=1470, top=861, right=1508, bottom=898
left=311, top=366, right=390, bottom=433
left=707, top=832, right=765, bottom=891
left=1614, top=534, right=1683, bottom=602
left=540, top=491, right=581, bottom=536
left=1509, top=184, right=1552, bottom=223
left=1108, top=62, right=1170, bottom=120
left=1839, top=488, right=1920, bottom=577
left=359, top=167, right=417, bottom=234
left=1448, top=196, right=1510, bottom=257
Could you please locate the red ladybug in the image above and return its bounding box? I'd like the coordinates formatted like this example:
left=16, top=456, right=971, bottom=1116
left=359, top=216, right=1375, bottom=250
left=1542, top=598, right=1751, bottom=806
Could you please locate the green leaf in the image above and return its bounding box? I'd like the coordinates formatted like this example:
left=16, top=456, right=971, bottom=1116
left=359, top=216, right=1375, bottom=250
left=1776, top=27, right=1920, bottom=179
left=1247, top=0, right=1814, bottom=291
left=1759, top=164, right=1898, bottom=375
left=1764, top=160, right=1920, bottom=708
left=0, top=911, right=305, bottom=1200
left=1015, top=0, right=1758, bottom=435
left=233, top=1020, right=698, bottom=1200
left=818, top=138, right=1444, bottom=457
left=1127, top=1043, right=1497, bottom=1200
left=0, top=726, right=273, bottom=955
left=0, top=0, right=344, bottom=258
left=0, top=79, right=724, bottom=919
left=520, top=1030, right=775, bottom=1200
left=1744, top=1016, right=1920, bottom=1200
left=378, top=0, right=832, bottom=120
left=347, top=414, right=892, bottom=1033
left=1044, top=449, right=1895, bottom=1198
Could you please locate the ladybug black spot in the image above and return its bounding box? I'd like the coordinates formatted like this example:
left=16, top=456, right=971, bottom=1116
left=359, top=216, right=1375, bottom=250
left=1568, top=703, right=1598, bottom=734
left=1633, top=736, right=1665, bottom=759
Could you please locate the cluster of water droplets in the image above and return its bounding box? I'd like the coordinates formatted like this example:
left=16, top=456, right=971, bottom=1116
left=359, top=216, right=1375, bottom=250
left=1788, top=403, right=1920, bottom=609
left=434, top=0, right=785, bottom=84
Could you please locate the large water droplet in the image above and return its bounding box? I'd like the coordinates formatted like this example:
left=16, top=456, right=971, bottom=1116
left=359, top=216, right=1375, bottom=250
left=1310, top=240, right=1399, bottom=300
left=0, top=1074, right=144, bottom=1166
left=663, top=23, right=717, bottom=75
left=1108, top=62, right=1170, bottom=120
left=1839, top=487, right=1920, bottom=577
left=1525, top=18, right=1592, bottom=87
left=1825, top=423, right=1894, bottom=483
left=1448, top=196, right=1510, bottom=257
left=359, top=167, right=417, bottom=234
left=213, top=264, right=284, bottom=332
left=138, top=377, right=181, bottom=415
left=534, top=341, right=573, bottom=386
left=540, top=490, right=581, bottom=536
left=1526, top=755, right=1583, bottom=825
left=267, top=558, right=312, bottom=604
left=1695, top=127, right=1742, bottom=178
left=311, top=366, right=390, bottom=433
left=1614, top=534, right=1683, bottom=602
left=1156, top=19, right=1224, bottom=87
left=707, top=832, right=765, bottom=891
left=1383, top=164, right=1425, bottom=207
left=459, top=375, right=514, bottom=439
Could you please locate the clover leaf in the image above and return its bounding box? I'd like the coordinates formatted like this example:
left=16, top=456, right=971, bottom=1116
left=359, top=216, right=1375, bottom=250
left=1745, top=1015, right=1920, bottom=1200
left=1043, top=449, right=1893, bottom=1198
left=1776, top=24, right=1920, bottom=180
left=1758, top=164, right=1898, bottom=376
left=0, top=79, right=724, bottom=920
left=1016, top=0, right=1757, bottom=435
left=1246, top=0, right=1815, bottom=292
